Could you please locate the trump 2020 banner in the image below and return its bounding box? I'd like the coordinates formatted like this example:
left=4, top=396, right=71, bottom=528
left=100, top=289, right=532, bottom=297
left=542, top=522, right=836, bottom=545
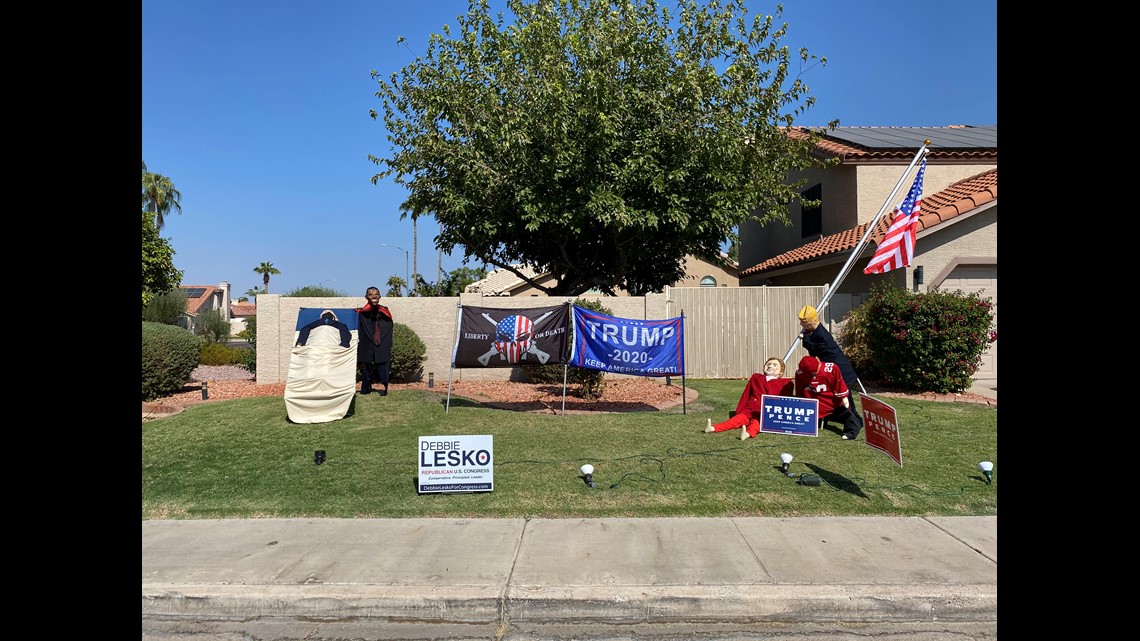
left=568, top=306, right=684, bottom=377
left=758, top=395, right=819, bottom=437
left=452, top=304, right=570, bottom=368
left=860, top=393, right=903, bottom=467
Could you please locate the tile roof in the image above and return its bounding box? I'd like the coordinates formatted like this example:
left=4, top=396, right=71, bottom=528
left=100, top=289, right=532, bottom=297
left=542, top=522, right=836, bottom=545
left=739, top=169, right=997, bottom=277
left=178, top=284, right=219, bottom=315
left=464, top=265, right=543, bottom=295
left=230, top=303, right=257, bottom=318
left=790, top=125, right=997, bottom=162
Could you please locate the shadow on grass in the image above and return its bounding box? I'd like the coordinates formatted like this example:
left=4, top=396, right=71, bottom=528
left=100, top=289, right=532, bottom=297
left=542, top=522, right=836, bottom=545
left=804, top=462, right=869, bottom=499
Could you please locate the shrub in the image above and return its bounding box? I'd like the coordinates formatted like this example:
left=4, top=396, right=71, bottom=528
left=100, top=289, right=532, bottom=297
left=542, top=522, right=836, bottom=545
left=389, top=322, right=427, bottom=383
left=142, top=321, right=202, bottom=401
left=235, top=347, right=256, bottom=374
left=524, top=299, right=610, bottom=400
left=841, top=283, right=995, bottom=393
left=194, top=308, right=231, bottom=344
left=284, top=285, right=348, bottom=297
left=141, top=288, right=188, bottom=326
left=237, top=315, right=257, bottom=347
left=199, top=342, right=238, bottom=365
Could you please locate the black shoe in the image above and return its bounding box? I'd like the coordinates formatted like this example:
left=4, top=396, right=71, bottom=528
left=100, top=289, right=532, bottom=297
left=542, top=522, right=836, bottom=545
left=359, top=389, right=372, bottom=395
left=378, top=389, right=388, bottom=396
left=842, top=432, right=859, bottom=441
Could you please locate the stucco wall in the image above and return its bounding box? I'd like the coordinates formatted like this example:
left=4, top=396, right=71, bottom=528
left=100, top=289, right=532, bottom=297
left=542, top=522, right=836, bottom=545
left=738, top=162, right=996, bottom=269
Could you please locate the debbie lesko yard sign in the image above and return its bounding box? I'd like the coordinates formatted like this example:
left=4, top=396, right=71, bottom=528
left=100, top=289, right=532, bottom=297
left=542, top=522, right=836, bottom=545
left=860, top=394, right=903, bottom=467
left=418, top=435, right=494, bottom=494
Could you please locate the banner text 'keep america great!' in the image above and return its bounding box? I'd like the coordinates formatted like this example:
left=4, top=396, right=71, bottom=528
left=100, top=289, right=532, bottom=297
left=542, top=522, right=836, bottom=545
left=569, top=306, right=684, bottom=376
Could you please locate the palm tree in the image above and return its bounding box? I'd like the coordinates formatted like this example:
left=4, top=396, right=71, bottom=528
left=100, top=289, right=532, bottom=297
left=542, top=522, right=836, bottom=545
left=253, top=262, right=280, bottom=294
left=141, top=161, right=183, bottom=232
left=385, top=275, right=407, bottom=297
left=398, top=204, right=420, bottom=297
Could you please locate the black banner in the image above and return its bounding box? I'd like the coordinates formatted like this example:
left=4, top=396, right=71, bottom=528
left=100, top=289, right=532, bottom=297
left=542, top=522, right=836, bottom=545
left=452, top=304, right=570, bottom=368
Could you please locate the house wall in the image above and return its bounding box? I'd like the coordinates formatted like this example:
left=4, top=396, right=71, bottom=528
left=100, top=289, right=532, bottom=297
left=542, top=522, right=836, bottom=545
left=738, top=162, right=996, bottom=270
left=675, top=255, right=737, bottom=288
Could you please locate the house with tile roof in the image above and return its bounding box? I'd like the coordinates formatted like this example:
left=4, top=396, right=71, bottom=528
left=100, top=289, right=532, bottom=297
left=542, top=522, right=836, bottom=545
left=737, top=125, right=997, bottom=378
left=178, top=282, right=232, bottom=332
left=464, top=254, right=739, bottom=296
left=177, top=280, right=254, bottom=338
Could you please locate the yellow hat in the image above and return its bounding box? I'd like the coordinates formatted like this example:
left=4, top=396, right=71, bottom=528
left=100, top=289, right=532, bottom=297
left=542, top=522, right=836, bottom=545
left=798, top=305, right=818, bottom=321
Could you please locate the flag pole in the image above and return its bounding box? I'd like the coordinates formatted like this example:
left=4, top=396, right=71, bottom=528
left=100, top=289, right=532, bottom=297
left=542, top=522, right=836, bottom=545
left=783, top=140, right=931, bottom=365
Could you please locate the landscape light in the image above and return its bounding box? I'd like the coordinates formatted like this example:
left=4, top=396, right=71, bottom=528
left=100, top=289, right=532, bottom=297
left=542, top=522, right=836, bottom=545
left=977, top=461, right=993, bottom=485
left=779, top=453, right=794, bottom=475
left=580, top=464, right=595, bottom=488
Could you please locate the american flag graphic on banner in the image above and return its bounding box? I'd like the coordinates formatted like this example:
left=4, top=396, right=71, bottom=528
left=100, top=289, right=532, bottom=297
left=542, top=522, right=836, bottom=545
left=864, top=159, right=927, bottom=275
left=452, top=304, right=570, bottom=368
left=494, top=314, right=535, bottom=364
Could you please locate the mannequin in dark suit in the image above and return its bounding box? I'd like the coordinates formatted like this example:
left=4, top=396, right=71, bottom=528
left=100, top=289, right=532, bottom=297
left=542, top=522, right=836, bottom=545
left=356, top=287, right=394, bottom=395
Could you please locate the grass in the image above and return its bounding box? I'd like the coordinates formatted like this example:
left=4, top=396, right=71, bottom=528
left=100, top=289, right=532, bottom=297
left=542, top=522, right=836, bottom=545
left=141, top=379, right=997, bottom=520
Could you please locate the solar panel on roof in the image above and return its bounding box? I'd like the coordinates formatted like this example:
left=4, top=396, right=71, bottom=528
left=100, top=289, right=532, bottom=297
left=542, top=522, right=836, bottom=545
left=822, top=126, right=996, bottom=150
left=183, top=287, right=206, bottom=298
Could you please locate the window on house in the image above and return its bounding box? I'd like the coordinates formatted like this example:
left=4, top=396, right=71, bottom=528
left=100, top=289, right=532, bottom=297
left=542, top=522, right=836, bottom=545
left=801, top=183, right=822, bottom=238
left=700, top=276, right=717, bottom=287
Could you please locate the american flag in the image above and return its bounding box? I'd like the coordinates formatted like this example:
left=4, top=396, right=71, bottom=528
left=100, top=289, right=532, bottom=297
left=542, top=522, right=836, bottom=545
left=495, top=314, right=534, bottom=364
left=864, top=159, right=927, bottom=275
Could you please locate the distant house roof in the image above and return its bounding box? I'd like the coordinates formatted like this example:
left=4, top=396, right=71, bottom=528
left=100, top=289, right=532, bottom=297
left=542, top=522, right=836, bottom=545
left=464, top=265, right=544, bottom=296
left=230, top=303, right=257, bottom=318
left=740, top=168, right=997, bottom=277
left=178, top=284, right=220, bottom=315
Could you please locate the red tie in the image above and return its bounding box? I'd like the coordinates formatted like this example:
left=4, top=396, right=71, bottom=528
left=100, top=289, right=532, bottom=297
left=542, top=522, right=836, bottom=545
left=373, top=311, right=381, bottom=344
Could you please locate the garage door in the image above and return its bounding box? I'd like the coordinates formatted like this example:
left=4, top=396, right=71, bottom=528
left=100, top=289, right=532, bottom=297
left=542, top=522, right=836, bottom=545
left=939, top=264, right=996, bottom=379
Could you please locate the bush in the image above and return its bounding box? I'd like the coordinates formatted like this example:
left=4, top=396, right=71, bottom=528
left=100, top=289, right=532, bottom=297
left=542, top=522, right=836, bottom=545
left=141, top=288, right=188, bottom=326
left=194, top=308, right=231, bottom=344
left=199, top=342, right=239, bottom=365
left=235, top=347, right=257, bottom=374
left=237, top=315, right=257, bottom=347
left=523, top=299, right=610, bottom=400
left=389, top=322, right=427, bottom=383
left=142, top=321, right=203, bottom=401
left=841, top=283, right=996, bottom=393
left=284, top=285, right=348, bottom=297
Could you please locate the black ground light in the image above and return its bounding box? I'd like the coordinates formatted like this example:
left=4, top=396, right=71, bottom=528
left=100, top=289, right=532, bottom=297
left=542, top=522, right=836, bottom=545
left=779, top=452, right=793, bottom=476
left=977, top=461, right=993, bottom=484
left=580, top=464, right=596, bottom=488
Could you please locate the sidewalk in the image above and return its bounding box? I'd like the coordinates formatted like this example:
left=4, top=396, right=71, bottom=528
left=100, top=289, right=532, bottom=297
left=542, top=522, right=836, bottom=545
left=143, top=516, right=996, bottom=632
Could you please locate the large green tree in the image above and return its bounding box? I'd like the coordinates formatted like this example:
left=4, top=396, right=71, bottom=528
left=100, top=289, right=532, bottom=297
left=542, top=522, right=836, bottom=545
left=371, top=0, right=835, bottom=296
left=141, top=160, right=184, bottom=232
left=142, top=211, right=183, bottom=308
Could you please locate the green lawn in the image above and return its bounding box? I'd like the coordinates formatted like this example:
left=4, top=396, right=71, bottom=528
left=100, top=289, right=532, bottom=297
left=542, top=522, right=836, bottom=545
left=142, top=379, right=997, bottom=519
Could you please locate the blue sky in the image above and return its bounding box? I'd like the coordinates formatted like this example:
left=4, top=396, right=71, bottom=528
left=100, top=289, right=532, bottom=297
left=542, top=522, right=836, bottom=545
left=142, top=0, right=996, bottom=301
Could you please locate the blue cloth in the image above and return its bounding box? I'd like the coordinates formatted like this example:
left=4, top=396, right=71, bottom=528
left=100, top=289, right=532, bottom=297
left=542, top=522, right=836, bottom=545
left=296, top=315, right=351, bottom=347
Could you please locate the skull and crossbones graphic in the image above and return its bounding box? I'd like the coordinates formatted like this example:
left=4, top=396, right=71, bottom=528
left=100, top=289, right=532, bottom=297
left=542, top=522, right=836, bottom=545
left=476, top=310, right=554, bottom=366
